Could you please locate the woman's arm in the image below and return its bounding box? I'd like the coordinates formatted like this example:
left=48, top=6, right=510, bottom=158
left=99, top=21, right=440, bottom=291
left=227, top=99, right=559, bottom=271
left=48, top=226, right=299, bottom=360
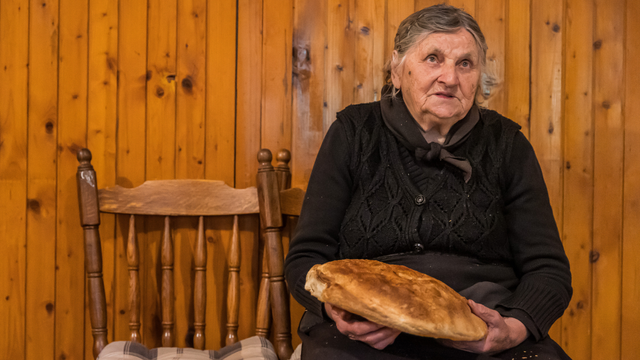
left=284, top=119, right=355, bottom=318
left=494, top=131, right=573, bottom=340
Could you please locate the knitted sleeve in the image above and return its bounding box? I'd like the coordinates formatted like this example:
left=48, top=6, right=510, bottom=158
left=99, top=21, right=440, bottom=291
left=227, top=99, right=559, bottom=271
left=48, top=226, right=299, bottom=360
left=284, top=118, right=355, bottom=319
left=495, top=131, right=573, bottom=340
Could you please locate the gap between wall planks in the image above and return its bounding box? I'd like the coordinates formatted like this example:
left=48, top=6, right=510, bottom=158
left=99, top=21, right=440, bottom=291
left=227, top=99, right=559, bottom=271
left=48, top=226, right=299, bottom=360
left=26, top=1, right=58, bottom=360
left=0, top=0, right=28, bottom=359
left=621, top=0, right=640, bottom=358
left=561, top=0, right=594, bottom=358
left=592, top=0, right=625, bottom=358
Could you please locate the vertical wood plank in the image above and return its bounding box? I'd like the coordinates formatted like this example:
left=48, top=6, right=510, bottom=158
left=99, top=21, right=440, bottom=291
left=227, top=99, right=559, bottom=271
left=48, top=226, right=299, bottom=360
left=87, top=0, right=118, bottom=354
left=174, top=0, right=207, bottom=347
left=622, top=1, right=640, bottom=358
left=386, top=0, right=414, bottom=66
left=530, top=0, right=564, bottom=343
left=115, top=0, right=148, bottom=342
left=237, top=0, right=262, bottom=188
left=592, top=0, right=624, bottom=358
left=560, top=0, right=594, bottom=358
left=205, top=0, right=236, bottom=184
left=414, top=0, right=475, bottom=17
left=56, top=0, right=89, bottom=359
left=26, top=0, right=58, bottom=359
left=325, top=0, right=356, bottom=132
left=475, top=0, right=506, bottom=113
left=144, top=0, right=177, bottom=348
left=262, top=0, right=294, bottom=152
left=176, top=0, right=206, bottom=180
left=504, top=0, right=531, bottom=136
left=292, top=0, right=326, bottom=190
left=354, top=0, right=374, bottom=104
left=0, top=0, right=29, bottom=358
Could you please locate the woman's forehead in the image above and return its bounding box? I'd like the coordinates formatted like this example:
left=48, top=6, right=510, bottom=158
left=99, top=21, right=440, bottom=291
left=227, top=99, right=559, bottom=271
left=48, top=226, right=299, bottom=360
left=412, top=29, right=480, bottom=58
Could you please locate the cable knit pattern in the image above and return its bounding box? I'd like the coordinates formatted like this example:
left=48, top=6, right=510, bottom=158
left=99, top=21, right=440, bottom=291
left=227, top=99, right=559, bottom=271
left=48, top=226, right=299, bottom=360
left=337, top=105, right=520, bottom=263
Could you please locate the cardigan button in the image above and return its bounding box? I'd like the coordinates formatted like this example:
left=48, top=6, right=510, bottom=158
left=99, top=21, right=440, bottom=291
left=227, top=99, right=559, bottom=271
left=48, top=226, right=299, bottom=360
left=414, top=243, right=424, bottom=252
left=414, top=194, right=426, bottom=205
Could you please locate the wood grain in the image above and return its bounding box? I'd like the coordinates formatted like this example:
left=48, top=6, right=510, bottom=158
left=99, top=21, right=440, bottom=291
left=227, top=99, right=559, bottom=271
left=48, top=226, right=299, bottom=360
left=592, top=0, right=624, bottom=358
left=561, top=0, right=594, bottom=357
left=26, top=0, right=59, bottom=359
left=505, top=0, right=531, bottom=136
left=56, top=0, right=89, bottom=358
left=476, top=0, right=505, bottom=113
left=621, top=1, right=640, bottom=357
left=0, top=0, right=29, bottom=358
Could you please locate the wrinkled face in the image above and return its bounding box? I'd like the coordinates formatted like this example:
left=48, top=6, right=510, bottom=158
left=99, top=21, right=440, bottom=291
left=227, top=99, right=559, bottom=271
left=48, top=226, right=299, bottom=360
left=391, top=29, right=481, bottom=130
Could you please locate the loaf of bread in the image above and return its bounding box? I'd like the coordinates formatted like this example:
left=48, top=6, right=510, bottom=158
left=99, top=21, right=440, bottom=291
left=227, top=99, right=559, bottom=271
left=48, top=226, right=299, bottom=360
left=305, top=259, right=487, bottom=341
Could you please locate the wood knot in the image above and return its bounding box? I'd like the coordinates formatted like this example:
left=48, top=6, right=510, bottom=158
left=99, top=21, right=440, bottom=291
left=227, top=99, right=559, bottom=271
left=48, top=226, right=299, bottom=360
left=602, top=101, right=610, bottom=109
left=28, top=199, right=41, bottom=213
left=156, top=86, right=165, bottom=98
left=589, top=250, right=600, bottom=263
left=576, top=301, right=585, bottom=309
left=181, top=77, right=193, bottom=93
left=336, top=64, right=344, bottom=72
left=593, top=40, right=602, bottom=50
left=46, top=302, right=54, bottom=314
left=45, top=121, right=54, bottom=134
left=360, top=26, right=370, bottom=35
left=565, top=161, right=571, bottom=170
left=146, top=70, right=152, bottom=81
left=552, top=23, right=560, bottom=33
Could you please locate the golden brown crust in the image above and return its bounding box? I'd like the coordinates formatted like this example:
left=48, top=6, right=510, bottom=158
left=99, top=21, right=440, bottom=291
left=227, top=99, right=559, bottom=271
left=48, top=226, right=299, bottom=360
left=305, top=259, right=487, bottom=341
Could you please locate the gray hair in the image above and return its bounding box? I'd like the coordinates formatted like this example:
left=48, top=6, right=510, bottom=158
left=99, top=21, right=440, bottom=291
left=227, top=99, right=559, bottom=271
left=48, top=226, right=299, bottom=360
left=385, top=4, right=496, bottom=101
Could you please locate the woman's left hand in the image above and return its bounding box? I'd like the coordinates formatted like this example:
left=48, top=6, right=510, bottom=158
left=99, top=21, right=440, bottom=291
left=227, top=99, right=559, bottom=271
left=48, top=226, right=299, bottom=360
left=440, top=299, right=529, bottom=354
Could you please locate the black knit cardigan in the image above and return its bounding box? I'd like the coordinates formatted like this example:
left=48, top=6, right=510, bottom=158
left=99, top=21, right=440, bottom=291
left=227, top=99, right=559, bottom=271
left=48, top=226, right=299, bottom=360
left=284, top=102, right=572, bottom=340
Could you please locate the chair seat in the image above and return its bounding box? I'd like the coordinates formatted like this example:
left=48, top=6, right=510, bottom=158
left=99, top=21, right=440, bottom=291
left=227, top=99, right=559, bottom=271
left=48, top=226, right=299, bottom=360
left=97, top=336, right=278, bottom=360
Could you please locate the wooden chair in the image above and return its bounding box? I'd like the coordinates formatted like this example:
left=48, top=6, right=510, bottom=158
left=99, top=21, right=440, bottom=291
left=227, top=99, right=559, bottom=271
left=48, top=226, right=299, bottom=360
left=77, top=148, right=302, bottom=360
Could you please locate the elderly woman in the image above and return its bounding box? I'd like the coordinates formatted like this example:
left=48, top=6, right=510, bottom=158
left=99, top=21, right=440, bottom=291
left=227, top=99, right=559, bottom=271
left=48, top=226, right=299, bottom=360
left=284, top=4, right=572, bottom=360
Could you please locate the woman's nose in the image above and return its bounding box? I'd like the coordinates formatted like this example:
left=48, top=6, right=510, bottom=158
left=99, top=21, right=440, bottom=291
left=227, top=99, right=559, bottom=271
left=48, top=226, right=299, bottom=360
left=438, top=62, right=458, bottom=85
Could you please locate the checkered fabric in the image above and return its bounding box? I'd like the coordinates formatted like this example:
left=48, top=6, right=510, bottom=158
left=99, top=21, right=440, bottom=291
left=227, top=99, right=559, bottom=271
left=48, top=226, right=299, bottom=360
left=97, top=336, right=278, bottom=360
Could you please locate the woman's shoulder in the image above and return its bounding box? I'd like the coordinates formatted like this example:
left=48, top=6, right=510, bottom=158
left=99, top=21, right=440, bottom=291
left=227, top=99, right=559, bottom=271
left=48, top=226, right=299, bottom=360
left=335, top=101, right=383, bottom=128
left=478, top=107, right=522, bottom=131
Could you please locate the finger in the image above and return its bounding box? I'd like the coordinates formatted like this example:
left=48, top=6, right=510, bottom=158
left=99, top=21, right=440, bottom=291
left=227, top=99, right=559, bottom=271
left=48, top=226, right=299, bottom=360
left=325, top=303, right=352, bottom=322
left=352, top=327, right=401, bottom=350
left=337, top=319, right=385, bottom=336
left=468, top=300, right=501, bottom=325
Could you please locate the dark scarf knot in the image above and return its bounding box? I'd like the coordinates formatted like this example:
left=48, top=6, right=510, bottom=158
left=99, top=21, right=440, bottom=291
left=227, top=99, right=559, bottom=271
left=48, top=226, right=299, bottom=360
left=380, top=88, right=479, bottom=183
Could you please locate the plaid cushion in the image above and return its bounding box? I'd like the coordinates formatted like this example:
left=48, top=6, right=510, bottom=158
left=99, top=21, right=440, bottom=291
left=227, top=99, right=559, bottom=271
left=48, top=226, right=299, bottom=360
left=97, top=336, right=278, bottom=360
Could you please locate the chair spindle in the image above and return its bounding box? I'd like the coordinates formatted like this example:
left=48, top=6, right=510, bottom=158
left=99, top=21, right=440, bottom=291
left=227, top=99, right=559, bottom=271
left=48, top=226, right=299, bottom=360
left=161, top=216, right=174, bottom=347
left=76, top=149, right=108, bottom=358
left=194, top=216, right=207, bottom=350
left=255, top=246, right=271, bottom=338
left=127, top=215, right=141, bottom=342
left=226, top=215, right=241, bottom=345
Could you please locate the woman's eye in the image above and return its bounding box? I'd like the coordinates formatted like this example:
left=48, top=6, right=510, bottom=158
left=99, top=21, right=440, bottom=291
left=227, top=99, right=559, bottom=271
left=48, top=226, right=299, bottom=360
left=461, top=60, right=470, bottom=67
left=426, top=55, right=437, bottom=63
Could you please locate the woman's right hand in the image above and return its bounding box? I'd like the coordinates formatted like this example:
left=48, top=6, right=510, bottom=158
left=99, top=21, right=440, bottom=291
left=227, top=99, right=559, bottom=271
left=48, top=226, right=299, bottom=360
left=324, top=302, right=401, bottom=350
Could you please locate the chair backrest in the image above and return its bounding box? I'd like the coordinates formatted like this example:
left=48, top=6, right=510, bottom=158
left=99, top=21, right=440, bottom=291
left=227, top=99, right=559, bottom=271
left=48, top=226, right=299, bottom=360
left=77, top=148, right=302, bottom=360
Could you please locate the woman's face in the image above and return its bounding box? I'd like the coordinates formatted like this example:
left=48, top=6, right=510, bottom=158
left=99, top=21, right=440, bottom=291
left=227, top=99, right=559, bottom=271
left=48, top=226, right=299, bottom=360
left=391, top=29, right=481, bottom=131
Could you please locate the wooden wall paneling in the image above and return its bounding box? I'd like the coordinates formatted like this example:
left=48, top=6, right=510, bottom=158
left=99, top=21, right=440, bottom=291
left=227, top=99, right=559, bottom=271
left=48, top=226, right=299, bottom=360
left=176, top=0, right=206, bottom=181
left=592, top=0, right=625, bottom=358
left=324, top=0, right=356, bottom=133
left=0, top=0, right=29, bottom=358
left=560, top=0, right=594, bottom=358
left=385, top=0, right=414, bottom=65
left=504, top=0, right=531, bottom=137
left=371, top=0, right=386, bottom=103
left=236, top=0, right=262, bottom=189
left=414, top=0, right=475, bottom=16
left=205, top=0, right=236, bottom=185
left=87, top=0, right=118, bottom=353
left=622, top=0, right=640, bottom=357
left=115, top=0, right=148, bottom=343
left=291, top=0, right=326, bottom=189
left=205, top=0, right=237, bottom=350
left=290, top=0, right=327, bottom=345
left=144, top=0, right=177, bottom=348
left=56, top=0, right=89, bottom=358
left=353, top=0, right=374, bottom=104
left=26, top=0, right=58, bottom=359
left=236, top=0, right=262, bottom=345
left=174, top=0, right=207, bottom=347
left=530, top=0, right=564, bottom=343
left=261, top=0, right=294, bottom=152
left=475, top=0, right=505, bottom=114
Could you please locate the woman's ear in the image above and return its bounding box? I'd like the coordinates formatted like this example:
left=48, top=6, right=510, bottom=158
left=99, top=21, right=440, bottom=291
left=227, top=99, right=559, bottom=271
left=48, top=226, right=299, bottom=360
left=390, top=51, right=402, bottom=89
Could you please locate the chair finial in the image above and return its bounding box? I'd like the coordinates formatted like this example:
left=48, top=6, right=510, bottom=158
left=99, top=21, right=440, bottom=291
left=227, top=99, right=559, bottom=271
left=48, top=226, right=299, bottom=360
left=276, top=149, right=291, bottom=165
left=257, top=149, right=272, bottom=166
left=78, top=148, right=92, bottom=164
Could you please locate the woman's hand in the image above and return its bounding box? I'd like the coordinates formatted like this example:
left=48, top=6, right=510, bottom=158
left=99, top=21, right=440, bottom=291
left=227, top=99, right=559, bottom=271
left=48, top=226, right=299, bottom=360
left=324, top=302, right=401, bottom=350
left=440, top=300, right=529, bottom=354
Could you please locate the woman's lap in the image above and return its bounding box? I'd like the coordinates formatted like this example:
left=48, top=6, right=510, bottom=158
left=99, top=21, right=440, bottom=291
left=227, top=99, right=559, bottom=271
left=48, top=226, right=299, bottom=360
left=300, top=321, right=571, bottom=360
